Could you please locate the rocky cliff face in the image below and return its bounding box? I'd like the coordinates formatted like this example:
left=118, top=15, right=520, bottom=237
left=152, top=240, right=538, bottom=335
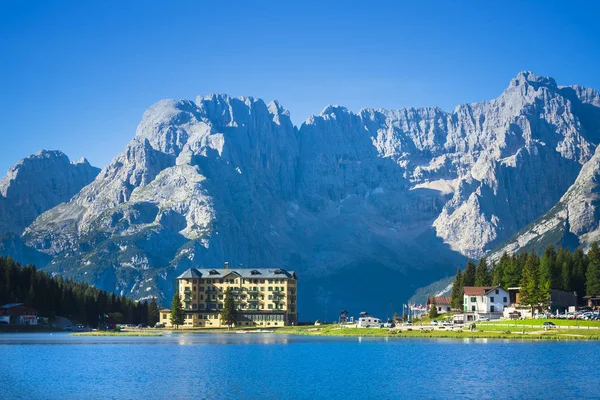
left=6, top=72, right=600, bottom=318
left=0, top=150, right=100, bottom=235
left=490, top=142, right=600, bottom=259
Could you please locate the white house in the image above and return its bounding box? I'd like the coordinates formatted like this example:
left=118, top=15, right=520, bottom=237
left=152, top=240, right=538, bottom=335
left=462, top=286, right=509, bottom=321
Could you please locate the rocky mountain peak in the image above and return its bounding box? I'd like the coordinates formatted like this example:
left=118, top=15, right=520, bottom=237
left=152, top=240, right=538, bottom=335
left=4, top=72, right=600, bottom=318
left=0, top=150, right=100, bottom=235
left=509, top=70, right=558, bottom=91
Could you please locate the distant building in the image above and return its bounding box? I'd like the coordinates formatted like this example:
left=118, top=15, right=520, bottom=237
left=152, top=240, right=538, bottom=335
left=505, top=287, right=578, bottom=318
left=0, top=303, right=38, bottom=325
left=426, top=296, right=451, bottom=314
left=160, top=264, right=298, bottom=328
left=339, top=310, right=348, bottom=324
left=461, top=286, right=509, bottom=321
left=583, top=295, right=600, bottom=309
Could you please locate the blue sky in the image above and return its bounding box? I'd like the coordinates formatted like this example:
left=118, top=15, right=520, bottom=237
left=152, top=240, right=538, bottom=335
left=1, top=0, right=599, bottom=173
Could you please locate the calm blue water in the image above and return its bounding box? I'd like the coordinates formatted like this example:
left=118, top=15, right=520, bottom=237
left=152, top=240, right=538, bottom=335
left=1, top=333, right=599, bottom=400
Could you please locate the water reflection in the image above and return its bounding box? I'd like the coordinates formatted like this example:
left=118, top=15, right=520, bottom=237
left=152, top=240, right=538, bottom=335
left=173, top=333, right=291, bottom=346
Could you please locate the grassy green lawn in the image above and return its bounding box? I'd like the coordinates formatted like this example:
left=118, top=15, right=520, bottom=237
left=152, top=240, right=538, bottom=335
left=71, top=331, right=162, bottom=337
left=481, top=319, right=600, bottom=327
left=273, top=323, right=600, bottom=340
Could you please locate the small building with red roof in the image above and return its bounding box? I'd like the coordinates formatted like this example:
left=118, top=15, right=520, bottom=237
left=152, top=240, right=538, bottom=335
left=426, top=296, right=452, bottom=314
left=0, top=303, right=38, bottom=325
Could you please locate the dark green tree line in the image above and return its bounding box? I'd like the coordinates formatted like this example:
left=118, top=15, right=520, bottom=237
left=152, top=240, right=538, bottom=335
left=0, top=256, right=149, bottom=327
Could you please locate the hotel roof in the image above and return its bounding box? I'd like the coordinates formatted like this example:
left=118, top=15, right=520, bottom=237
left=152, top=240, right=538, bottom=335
left=177, top=268, right=297, bottom=280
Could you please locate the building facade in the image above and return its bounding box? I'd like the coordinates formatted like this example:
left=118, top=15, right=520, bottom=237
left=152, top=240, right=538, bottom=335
left=160, top=265, right=298, bottom=328
left=503, top=287, right=578, bottom=318
left=461, top=286, right=509, bottom=321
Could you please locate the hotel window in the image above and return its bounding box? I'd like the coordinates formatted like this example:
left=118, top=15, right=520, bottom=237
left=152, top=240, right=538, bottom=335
left=268, top=295, right=273, bottom=300
left=260, top=287, right=265, bottom=292
left=199, top=286, right=204, bottom=292
left=495, top=289, right=499, bottom=294
left=470, top=297, right=476, bottom=302
left=268, top=287, right=273, bottom=291
left=200, top=295, right=203, bottom=300
left=503, top=297, right=507, bottom=303
left=471, top=305, right=476, bottom=311
left=193, top=286, right=196, bottom=291
left=199, top=304, right=204, bottom=310
left=192, top=304, right=197, bottom=309
left=162, top=314, right=167, bottom=319
left=280, top=287, right=284, bottom=291
left=268, top=304, right=273, bottom=309
left=260, top=279, right=265, bottom=284
left=490, top=297, right=494, bottom=303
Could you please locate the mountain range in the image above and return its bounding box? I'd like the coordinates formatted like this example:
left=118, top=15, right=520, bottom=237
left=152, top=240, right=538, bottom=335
left=2, top=71, right=600, bottom=319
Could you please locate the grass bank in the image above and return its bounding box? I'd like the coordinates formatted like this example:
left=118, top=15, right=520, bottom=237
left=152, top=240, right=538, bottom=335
left=273, top=324, right=600, bottom=340
left=482, top=319, right=600, bottom=327
left=71, top=331, right=162, bottom=337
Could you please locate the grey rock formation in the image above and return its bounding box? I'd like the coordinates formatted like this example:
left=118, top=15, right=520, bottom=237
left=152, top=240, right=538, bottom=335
left=0, top=150, right=100, bottom=235
left=6, top=72, right=600, bottom=317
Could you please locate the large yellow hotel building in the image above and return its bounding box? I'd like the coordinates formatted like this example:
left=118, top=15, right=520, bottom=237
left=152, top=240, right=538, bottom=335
left=160, top=263, right=298, bottom=328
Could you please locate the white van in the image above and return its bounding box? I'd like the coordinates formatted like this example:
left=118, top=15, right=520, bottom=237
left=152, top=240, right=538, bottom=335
left=357, top=316, right=382, bottom=328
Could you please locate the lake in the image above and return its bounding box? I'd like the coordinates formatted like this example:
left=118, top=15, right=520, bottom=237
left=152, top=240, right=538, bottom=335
left=1, top=333, right=599, bottom=399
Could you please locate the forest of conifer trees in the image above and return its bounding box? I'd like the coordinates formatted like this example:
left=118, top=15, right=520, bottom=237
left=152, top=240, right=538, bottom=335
left=0, top=256, right=160, bottom=327
left=449, top=243, right=600, bottom=311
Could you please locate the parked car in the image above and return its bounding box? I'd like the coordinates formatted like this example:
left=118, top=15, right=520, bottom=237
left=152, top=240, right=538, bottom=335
left=478, top=317, right=490, bottom=321
left=383, top=320, right=395, bottom=328
left=154, top=323, right=165, bottom=328
left=431, top=320, right=439, bottom=326
left=543, top=322, right=557, bottom=328
left=136, top=323, right=148, bottom=329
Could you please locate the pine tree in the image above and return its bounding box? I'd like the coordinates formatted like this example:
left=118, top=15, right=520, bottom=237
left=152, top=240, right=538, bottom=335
left=539, top=245, right=556, bottom=287
left=450, top=267, right=463, bottom=310
left=147, top=298, right=160, bottom=327
left=474, top=258, right=491, bottom=286
left=462, top=259, right=476, bottom=287
left=493, top=252, right=510, bottom=286
left=519, top=251, right=543, bottom=316
left=559, top=248, right=573, bottom=292
left=221, top=288, right=237, bottom=329
left=503, top=254, right=522, bottom=288
left=170, top=293, right=184, bottom=329
left=586, top=242, right=600, bottom=296
left=428, top=297, right=439, bottom=319
left=572, top=247, right=587, bottom=300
